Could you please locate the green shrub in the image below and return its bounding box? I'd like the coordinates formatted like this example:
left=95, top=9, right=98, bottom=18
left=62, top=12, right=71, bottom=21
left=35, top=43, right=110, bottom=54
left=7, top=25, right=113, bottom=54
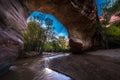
left=106, top=25, right=120, bottom=37
left=105, top=25, right=120, bottom=48
left=24, top=21, right=45, bottom=54
left=44, top=40, right=69, bottom=52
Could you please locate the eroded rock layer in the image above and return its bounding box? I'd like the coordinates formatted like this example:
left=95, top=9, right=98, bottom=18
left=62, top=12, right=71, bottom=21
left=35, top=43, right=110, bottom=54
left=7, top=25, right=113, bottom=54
left=0, top=0, right=27, bottom=74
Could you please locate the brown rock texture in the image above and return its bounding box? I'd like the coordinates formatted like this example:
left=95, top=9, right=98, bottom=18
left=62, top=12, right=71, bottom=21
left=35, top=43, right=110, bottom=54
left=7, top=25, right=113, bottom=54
left=0, top=0, right=27, bottom=74
left=25, top=0, right=104, bottom=53
left=0, top=0, right=103, bottom=74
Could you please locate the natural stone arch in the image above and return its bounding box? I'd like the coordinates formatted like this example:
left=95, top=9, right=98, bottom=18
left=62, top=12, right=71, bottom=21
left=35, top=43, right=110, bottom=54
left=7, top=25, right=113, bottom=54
left=25, top=0, right=104, bottom=53
left=0, top=0, right=104, bottom=62
left=0, top=0, right=105, bottom=74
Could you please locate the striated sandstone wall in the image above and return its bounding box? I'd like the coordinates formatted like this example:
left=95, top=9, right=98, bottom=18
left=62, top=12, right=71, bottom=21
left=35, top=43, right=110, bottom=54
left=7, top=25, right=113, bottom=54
left=0, top=0, right=27, bottom=74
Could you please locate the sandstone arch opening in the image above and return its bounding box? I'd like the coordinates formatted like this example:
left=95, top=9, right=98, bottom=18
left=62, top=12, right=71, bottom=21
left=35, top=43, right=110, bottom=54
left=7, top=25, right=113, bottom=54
left=24, top=0, right=105, bottom=54
left=24, top=11, right=70, bottom=55
left=2, top=0, right=120, bottom=80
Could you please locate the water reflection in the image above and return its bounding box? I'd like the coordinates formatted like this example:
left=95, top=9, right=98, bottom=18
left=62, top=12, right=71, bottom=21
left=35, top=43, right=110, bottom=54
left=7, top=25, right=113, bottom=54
left=0, top=53, right=72, bottom=80
left=43, top=53, right=70, bottom=60
left=33, top=68, right=71, bottom=80
left=43, top=53, right=70, bottom=68
left=32, top=53, right=71, bottom=80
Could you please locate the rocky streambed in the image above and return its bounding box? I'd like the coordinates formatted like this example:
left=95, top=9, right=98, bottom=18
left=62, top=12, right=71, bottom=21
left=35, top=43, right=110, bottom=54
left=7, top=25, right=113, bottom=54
left=1, top=49, right=120, bottom=80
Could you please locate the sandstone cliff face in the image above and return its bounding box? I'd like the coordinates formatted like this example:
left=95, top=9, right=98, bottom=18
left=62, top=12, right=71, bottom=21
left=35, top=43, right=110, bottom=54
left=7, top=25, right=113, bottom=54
left=26, top=0, right=103, bottom=53
left=0, top=0, right=27, bottom=74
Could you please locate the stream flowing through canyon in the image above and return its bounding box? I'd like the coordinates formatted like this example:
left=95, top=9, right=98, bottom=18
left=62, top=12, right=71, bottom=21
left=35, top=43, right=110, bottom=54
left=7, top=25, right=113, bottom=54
left=0, top=53, right=72, bottom=80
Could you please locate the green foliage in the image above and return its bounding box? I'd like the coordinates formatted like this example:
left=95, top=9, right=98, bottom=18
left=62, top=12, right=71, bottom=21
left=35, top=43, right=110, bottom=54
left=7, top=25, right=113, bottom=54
left=105, top=25, right=120, bottom=48
left=58, top=36, right=66, bottom=49
left=100, top=0, right=120, bottom=48
left=44, top=36, right=69, bottom=52
left=24, top=21, right=45, bottom=54
left=44, top=41, right=62, bottom=52
left=44, top=42, right=53, bottom=52
left=108, top=0, right=120, bottom=14
left=106, top=25, right=120, bottom=37
left=100, top=0, right=119, bottom=26
left=24, top=16, right=70, bottom=53
left=102, top=0, right=120, bottom=14
left=100, top=20, right=109, bottom=26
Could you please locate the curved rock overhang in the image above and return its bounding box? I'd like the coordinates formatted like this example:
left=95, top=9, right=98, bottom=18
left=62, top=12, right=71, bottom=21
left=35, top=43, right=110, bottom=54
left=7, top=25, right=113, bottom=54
left=0, top=0, right=104, bottom=56
left=25, top=0, right=103, bottom=53
left=0, top=0, right=104, bottom=74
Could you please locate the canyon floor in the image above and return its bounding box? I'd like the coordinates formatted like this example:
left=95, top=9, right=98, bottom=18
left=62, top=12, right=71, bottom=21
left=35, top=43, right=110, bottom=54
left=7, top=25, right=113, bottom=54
left=0, top=49, right=120, bottom=80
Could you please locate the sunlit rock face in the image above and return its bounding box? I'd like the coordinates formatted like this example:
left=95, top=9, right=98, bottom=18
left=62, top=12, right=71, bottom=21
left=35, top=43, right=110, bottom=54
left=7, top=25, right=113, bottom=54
left=0, top=0, right=27, bottom=74
left=26, top=0, right=103, bottom=53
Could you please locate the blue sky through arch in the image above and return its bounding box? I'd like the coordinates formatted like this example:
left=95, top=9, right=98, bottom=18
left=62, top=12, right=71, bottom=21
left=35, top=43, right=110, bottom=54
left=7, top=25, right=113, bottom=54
left=96, top=0, right=107, bottom=16
left=27, top=11, right=68, bottom=40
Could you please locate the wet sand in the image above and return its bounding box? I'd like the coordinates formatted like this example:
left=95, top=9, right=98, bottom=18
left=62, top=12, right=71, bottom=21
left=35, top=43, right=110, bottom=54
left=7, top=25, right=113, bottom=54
left=0, top=49, right=120, bottom=80
left=49, top=49, right=120, bottom=80
left=89, top=49, right=120, bottom=58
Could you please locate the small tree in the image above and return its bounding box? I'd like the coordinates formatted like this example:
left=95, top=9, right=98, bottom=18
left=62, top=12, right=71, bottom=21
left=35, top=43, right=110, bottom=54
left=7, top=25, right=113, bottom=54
left=100, top=0, right=119, bottom=25
left=58, top=36, right=66, bottom=50
left=24, top=21, right=45, bottom=55
left=45, top=17, right=55, bottom=41
left=103, top=0, right=120, bottom=14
